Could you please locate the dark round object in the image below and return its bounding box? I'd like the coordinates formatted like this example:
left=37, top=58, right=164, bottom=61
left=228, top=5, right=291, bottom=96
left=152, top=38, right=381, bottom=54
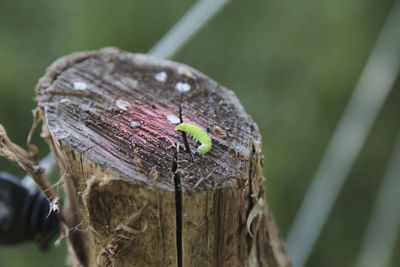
left=0, top=172, right=59, bottom=250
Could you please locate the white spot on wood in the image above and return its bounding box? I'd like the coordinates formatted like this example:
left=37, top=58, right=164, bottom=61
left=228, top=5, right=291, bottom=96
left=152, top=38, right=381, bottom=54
left=155, top=72, right=167, bottom=82
left=130, top=121, right=141, bottom=128
left=167, top=115, right=180, bottom=124
left=175, top=82, right=191, bottom=92
left=73, top=81, right=87, bottom=90
left=59, top=98, right=71, bottom=104
left=178, top=66, right=195, bottom=79
left=116, top=99, right=131, bottom=110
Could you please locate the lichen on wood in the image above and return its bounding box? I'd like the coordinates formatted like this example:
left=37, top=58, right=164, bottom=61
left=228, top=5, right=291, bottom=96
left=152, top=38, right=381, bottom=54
left=33, top=47, right=291, bottom=266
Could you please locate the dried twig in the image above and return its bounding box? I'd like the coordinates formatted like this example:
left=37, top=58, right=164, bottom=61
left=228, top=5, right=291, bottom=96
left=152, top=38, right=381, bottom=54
left=0, top=123, right=65, bottom=223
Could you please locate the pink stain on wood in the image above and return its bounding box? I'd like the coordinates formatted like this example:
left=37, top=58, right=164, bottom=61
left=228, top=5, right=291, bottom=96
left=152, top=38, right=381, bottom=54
left=107, top=100, right=180, bottom=152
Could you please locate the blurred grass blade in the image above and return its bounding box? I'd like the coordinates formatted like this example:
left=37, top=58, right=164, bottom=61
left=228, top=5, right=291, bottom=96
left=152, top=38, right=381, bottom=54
left=354, top=132, right=400, bottom=267
left=286, top=1, right=400, bottom=266
left=148, top=0, right=229, bottom=59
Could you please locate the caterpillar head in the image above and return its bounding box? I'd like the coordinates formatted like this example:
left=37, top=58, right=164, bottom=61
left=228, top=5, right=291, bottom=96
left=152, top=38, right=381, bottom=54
left=175, top=122, right=186, bottom=131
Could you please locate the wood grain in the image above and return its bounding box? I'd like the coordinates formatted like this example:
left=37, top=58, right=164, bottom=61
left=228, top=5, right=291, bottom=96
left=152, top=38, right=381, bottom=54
left=35, top=47, right=291, bottom=266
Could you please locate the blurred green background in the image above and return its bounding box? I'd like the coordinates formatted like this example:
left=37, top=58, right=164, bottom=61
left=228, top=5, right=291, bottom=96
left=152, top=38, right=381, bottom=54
left=0, top=0, right=399, bottom=266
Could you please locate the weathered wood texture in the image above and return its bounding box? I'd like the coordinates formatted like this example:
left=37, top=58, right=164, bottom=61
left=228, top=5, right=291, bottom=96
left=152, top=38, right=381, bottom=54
left=35, top=48, right=291, bottom=267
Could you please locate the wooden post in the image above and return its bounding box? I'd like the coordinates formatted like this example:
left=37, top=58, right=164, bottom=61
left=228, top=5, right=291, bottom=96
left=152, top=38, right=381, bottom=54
left=35, top=48, right=291, bottom=267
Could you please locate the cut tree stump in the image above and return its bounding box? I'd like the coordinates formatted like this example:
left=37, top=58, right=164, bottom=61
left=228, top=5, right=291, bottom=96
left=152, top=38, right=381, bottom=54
left=35, top=48, right=291, bottom=267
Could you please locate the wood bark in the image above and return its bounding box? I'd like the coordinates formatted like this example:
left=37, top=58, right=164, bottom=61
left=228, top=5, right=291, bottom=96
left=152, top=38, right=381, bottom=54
left=35, top=47, right=291, bottom=267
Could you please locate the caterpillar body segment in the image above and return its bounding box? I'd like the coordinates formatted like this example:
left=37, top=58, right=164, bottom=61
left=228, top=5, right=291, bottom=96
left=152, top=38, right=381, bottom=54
left=175, top=122, right=212, bottom=154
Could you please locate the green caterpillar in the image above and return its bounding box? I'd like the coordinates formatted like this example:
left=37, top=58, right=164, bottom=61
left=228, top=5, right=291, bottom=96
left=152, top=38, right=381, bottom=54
left=175, top=122, right=212, bottom=154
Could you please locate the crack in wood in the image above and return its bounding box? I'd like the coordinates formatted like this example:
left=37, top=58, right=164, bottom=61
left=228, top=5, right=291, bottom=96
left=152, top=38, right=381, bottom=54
left=172, top=147, right=182, bottom=267
left=179, top=98, right=194, bottom=162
